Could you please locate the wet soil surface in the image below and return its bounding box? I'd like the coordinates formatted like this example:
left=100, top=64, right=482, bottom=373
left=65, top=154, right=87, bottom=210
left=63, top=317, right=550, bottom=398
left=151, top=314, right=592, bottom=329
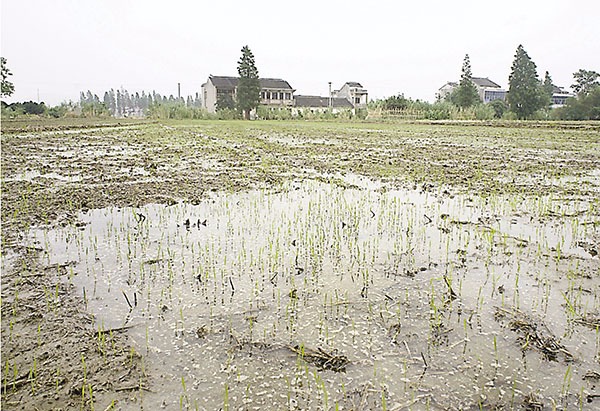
left=2, top=119, right=599, bottom=410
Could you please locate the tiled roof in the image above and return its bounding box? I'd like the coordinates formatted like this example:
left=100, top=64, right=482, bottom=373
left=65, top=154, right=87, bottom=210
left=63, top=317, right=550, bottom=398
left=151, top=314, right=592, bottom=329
left=294, top=95, right=354, bottom=108
left=209, top=76, right=238, bottom=89
left=260, top=78, right=294, bottom=90
left=344, top=82, right=363, bottom=88
left=439, top=81, right=458, bottom=90
left=208, top=75, right=294, bottom=90
left=471, top=77, right=501, bottom=88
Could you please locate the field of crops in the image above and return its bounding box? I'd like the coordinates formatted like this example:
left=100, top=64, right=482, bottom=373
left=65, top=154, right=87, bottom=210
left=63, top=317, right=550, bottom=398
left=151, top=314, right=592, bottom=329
left=2, top=119, right=599, bottom=410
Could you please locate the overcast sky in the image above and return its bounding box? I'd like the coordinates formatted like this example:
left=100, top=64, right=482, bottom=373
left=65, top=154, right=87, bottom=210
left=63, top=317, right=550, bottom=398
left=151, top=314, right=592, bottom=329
left=2, top=0, right=599, bottom=106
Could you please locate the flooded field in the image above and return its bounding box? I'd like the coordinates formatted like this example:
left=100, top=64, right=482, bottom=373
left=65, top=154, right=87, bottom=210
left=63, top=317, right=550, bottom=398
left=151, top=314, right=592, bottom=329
left=2, top=120, right=600, bottom=410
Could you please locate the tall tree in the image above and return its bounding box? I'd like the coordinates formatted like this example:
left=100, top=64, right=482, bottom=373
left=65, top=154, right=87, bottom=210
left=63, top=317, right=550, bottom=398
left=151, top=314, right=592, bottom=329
left=236, top=45, right=260, bottom=120
left=571, top=69, right=600, bottom=97
left=542, top=71, right=554, bottom=106
left=216, top=92, right=235, bottom=111
left=507, top=45, right=545, bottom=119
left=1, top=57, right=15, bottom=97
left=103, top=91, right=114, bottom=115
left=452, top=54, right=480, bottom=108
left=116, top=89, right=124, bottom=117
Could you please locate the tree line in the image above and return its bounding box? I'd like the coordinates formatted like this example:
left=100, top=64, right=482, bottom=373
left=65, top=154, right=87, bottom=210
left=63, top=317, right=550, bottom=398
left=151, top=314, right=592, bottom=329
left=378, top=45, right=599, bottom=120
left=2, top=48, right=598, bottom=121
left=79, top=89, right=202, bottom=117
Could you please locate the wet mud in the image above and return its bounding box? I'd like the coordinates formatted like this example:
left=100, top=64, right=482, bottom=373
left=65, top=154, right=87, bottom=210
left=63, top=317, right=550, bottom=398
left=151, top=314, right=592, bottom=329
left=2, top=120, right=599, bottom=410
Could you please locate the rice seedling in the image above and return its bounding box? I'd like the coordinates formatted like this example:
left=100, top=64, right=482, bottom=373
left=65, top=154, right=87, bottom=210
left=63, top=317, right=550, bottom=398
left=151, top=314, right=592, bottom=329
left=11, top=121, right=598, bottom=410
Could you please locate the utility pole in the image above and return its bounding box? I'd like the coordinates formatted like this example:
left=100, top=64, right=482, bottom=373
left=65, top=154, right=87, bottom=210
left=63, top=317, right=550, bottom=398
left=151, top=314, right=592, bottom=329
left=178, top=83, right=181, bottom=100
left=328, top=82, right=332, bottom=109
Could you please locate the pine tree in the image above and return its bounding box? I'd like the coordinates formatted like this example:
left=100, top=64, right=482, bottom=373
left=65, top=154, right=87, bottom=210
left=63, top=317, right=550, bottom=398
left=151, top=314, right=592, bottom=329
left=116, top=89, right=123, bottom=117
left=236, top=45, right=260, bottom=120
left=507, top=45, right=545, bottom=119
left=542, top=71, right=554, bottom=106
left=452, top=54, right=480, bottom=108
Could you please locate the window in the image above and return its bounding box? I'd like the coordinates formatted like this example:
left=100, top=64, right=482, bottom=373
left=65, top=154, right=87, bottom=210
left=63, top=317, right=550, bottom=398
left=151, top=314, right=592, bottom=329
left=355, top=97, right=361, bottom=104
left=484, top=90, right=506, bottom=103
left=285, top=92, right=291, bottom=100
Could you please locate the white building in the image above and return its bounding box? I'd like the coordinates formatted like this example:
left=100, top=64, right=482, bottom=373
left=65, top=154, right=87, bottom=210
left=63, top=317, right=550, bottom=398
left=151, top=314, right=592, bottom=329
left=201, top=75, right=295, bottom=113
left=550, top=85, right=574, bottom=108
left=437, top=77, right=507, bottom=103
left=333, top=82, right=368, bottom=107
left=293, top=95, right=354, bottom=115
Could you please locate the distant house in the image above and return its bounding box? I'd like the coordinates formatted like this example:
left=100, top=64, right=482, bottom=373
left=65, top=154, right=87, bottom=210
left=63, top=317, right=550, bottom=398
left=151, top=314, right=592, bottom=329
left=293, top=95, right=354, bottom=114
left=333, top=82, right=368, bottom=107
left=437, top=77, right=507, bottom=103
left=292, top=81, right=368, bottom=115
left=550, top=85, right=574, bottom=108
left=201, top=75, right=295, bottom=113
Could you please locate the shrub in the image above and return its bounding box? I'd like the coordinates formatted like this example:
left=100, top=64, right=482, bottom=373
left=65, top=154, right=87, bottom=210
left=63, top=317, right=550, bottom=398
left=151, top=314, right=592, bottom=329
left=488, top=99, right=508, bottom=118
left=474, top=105, right=495, bottom=120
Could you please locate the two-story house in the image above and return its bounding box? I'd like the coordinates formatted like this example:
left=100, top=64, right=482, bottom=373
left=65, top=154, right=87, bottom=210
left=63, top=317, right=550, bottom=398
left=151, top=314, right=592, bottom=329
left=437, top=77, right=507, bottom=103
left=333, top=82, right=368, bottom=107
left=549, top=85, right=574, bottom=107
left=201, top=75, right=295, bottom=113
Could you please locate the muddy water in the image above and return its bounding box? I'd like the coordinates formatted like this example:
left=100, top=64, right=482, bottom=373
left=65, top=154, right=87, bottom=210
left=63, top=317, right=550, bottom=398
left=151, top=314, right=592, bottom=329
left=31, top=179, right=599, bottom=410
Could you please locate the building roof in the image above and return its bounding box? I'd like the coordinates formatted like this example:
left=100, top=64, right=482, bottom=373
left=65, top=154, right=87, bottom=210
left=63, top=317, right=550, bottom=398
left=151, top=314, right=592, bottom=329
left=208, top=75, right=294, bottom=90
left=209, top=75, right=238, bottom=89
left=344, top=82, right=363, bottom=88
left=471, top=77, right=501, bottom=88
left=260, top=78, right=294, bottom=90
left=552, top=86, right=574, bottom=96
left=438, top=81, right=458, bottom=91
left=294, top=95, right=354, bottom=108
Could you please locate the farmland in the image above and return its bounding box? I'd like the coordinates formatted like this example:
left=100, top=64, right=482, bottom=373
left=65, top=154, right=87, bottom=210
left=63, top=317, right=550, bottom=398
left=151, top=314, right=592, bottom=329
left=2, top=119, right=599, bottom=410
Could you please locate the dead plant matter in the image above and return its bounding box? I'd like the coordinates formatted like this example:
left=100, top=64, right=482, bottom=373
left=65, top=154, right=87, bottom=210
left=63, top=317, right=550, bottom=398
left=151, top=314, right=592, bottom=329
left=494, top=306, right=572, bottom=362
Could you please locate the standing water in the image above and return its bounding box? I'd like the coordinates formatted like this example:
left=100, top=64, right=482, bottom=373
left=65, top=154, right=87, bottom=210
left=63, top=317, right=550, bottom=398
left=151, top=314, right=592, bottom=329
left=31, top=178, right=600, bottom=410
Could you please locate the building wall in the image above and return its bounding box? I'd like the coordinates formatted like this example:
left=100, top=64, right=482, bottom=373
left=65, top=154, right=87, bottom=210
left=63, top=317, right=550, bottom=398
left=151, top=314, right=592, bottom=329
left=481, top=88, right=506, bottom=103
left=436, top=83, right=455, bottom=101
left=203, top=79, right=295, bottom=113
left=201, top=81, right=218, bottom=113
left=438, top=83, right=507, bottom=103
left=551, top=92, right=572, bottom=108
left=260, top=89, right=294, bottom=107
left=291, top=106, right=351, bottom=116
left=334, top=84, right=351, bottom=101
left=334, top=84, right=368, bottom=107
left=353, top=92, right=368, bottom=107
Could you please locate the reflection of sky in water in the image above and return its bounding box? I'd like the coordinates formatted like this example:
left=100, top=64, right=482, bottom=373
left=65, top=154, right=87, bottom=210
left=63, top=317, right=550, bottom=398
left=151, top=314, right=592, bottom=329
left=31, top=179, right=599, bottom=410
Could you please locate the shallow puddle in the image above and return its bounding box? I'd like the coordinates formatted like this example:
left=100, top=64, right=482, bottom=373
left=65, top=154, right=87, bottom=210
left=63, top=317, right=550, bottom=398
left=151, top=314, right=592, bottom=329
left=31, top=179, right=599, bottom=409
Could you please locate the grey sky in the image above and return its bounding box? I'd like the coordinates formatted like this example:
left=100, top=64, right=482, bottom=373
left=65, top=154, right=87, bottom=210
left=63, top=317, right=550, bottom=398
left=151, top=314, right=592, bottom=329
left=1, top=0, right=599, bottom=106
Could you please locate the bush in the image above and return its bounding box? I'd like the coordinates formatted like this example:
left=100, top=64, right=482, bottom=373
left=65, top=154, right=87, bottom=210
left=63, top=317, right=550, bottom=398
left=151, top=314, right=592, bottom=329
left=257, top=106, right=293, bottom=120
left=474, top=105, right=495, bottom=120
left=488, top=99, right=508, bottom=118
left=529, top=110, right=551, bottom=121
left=147, top=102, right=215, bottom=120
left=216, top=108, right=240, bottom=120
left=425, top=102, right=452, bottom=120
left=554, top=88, right=600, bottom=120
left=355, top=108, right=368, bottom=120
left=381, top=94, right=411, bottom=110
left=48, top=105, right=69, bottom=118
left=7, top=101, right=47, bottom=115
